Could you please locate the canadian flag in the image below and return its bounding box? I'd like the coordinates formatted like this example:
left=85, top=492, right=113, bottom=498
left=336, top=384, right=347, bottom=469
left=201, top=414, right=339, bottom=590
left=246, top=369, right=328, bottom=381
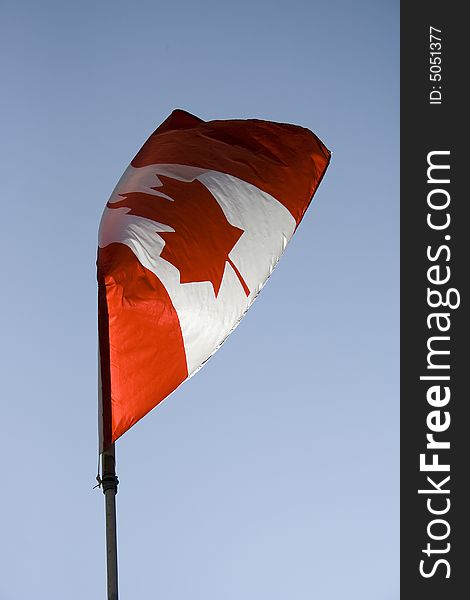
left=98, top=109, right=330, bottom=450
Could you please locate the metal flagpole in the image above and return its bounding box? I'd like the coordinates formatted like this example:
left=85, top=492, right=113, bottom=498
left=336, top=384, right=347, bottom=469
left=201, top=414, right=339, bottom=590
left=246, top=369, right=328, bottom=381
left=102, top=444, right=119, bottom=600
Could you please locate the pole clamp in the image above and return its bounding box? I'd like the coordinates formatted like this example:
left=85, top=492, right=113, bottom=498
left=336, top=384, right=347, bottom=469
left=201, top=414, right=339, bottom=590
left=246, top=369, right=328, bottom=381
left=102, top=473, right=119, bottom=494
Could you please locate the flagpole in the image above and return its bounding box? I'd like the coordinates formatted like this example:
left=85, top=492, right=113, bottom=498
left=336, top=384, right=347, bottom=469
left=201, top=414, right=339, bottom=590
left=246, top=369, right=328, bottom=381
left=102, top=443, right=119, bottom=600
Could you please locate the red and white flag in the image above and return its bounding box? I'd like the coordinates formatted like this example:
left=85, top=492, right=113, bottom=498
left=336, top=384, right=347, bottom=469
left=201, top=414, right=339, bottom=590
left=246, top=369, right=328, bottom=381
left=98, top=109, right=330, bottom=450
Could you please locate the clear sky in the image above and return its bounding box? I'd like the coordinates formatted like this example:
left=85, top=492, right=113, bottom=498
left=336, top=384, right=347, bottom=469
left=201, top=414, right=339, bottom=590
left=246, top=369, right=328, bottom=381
left=0, top=1, right=399, bottom=598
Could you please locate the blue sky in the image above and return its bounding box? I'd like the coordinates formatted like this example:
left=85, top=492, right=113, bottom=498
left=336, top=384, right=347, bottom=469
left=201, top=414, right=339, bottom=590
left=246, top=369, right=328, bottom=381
left=0, top=1, right=398, bottom=598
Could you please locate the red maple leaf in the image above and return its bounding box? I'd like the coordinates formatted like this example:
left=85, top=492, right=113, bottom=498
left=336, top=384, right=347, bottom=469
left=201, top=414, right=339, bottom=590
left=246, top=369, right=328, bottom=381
left=108, top=174, right=250, bottom=297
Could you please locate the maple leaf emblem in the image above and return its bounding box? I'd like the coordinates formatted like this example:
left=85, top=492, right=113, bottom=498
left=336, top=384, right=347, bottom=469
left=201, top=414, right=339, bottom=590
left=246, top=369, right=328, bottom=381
left=108, top=174, right=250, bottom=297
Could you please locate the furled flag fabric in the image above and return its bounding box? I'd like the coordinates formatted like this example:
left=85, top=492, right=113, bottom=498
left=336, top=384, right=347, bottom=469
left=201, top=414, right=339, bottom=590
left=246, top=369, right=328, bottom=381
left=98, top=109, right=330, bottom=450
